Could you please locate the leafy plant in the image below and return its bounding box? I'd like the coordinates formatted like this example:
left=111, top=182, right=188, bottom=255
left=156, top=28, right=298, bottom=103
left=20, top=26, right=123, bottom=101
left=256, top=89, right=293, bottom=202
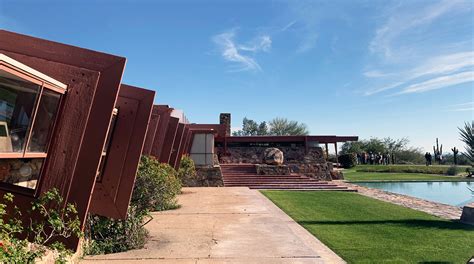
left=131, top=156, right=182, bottom=212
left=83, top=206, right=151, bottom=255
left=84, top=156, right=182, bottom=255
left=178, top=155, right=197, bottom=186
left=458, top=121, right=474, bottom=164
left=0, top=189, right=82, bottom=264
left=446, top=165, right=460, bottom=176
left=339, top=154, right=356, bottom=168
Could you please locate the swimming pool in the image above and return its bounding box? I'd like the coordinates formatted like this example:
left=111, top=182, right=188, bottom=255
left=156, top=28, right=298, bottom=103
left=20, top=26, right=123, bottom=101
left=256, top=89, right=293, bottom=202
left=354, top=181, right=474, bottom=207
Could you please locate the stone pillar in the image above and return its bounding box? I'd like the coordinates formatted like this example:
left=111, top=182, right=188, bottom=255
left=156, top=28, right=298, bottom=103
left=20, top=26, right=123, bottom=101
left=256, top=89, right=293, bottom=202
left=220, top=113, right=231, bottom=136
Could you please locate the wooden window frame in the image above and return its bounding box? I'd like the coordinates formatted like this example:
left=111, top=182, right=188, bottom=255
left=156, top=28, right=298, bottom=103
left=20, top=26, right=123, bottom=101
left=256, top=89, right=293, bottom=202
left=0, top=55, right=67, bottom=194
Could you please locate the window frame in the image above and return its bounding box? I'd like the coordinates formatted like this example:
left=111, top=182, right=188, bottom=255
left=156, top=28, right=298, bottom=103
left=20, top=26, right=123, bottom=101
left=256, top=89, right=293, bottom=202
left=0, top=54, right=67, bottom=194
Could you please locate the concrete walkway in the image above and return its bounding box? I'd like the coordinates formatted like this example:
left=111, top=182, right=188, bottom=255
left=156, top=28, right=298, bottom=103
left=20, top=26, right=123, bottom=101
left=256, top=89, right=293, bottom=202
left=81, top=187, right=345, bottom=264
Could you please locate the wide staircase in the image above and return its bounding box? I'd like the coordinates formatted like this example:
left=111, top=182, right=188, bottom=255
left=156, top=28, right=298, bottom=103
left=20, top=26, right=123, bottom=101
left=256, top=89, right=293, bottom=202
left=221, top=164, right=355, bottom=191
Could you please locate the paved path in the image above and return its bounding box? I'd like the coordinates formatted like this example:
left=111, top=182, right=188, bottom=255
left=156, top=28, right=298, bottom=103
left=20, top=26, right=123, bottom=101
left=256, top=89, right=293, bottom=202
left=81, top=187, right=345, bottom=264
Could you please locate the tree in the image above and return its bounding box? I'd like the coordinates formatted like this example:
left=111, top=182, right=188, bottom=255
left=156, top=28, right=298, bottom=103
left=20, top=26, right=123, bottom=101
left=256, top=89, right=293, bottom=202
left=257, top=121, right=268, bottom=135
left=268, top=117, right=309, bottom=136
left=233, top=117, right=259, bottom=136
left=458, top=121, right=474, bottom=164
left=340, top=141, right=364, bottom=155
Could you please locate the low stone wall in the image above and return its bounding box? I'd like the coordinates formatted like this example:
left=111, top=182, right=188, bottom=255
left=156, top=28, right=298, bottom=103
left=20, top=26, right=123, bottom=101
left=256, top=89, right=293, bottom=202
left=193, top=166, right=224, bottom=187
left=256, top=164, right=290, bottom=175
left=217, top=146, right=336, bottom=181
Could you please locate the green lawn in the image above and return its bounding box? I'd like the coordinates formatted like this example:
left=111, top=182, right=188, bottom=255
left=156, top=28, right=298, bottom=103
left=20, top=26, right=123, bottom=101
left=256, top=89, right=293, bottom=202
left=344, top=169, right=471, bottom=182
left=262, top=191, right=474, bottom=264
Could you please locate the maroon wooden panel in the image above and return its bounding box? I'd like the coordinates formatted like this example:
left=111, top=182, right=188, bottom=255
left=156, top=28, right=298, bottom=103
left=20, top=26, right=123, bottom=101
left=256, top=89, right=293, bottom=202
left=142, top=106, right=161, bottom=155
left=158, top=117, right=179, bottom=164
left=90, top=84, right=154, bottom=219
left=169, top=123, right=185, bottom=169
left=0, top=30, right=126, bottom=250
left=174, top=126, right=189, bottom=169
left=150, top=105, right=172, bottom=159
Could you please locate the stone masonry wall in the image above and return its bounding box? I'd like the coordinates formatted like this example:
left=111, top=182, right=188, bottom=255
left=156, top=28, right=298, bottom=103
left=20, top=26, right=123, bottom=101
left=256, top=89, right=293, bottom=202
left=217, top=146, right=335, bottom=181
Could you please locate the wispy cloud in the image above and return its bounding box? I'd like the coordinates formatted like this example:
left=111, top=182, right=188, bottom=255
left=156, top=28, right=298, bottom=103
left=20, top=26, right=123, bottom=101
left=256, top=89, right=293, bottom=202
left=369, top=0, right=468, bottom=60
left=445, top=101, right=474, bottom=112
left=213, top=30, right=271, bottom=72
left=364, top=0, right=473, bottom=96
left=281, top=20, right=297, bottom=32
left=397, top=71, right=474, bottom=94
left=365, top=51, right=474, bottom=95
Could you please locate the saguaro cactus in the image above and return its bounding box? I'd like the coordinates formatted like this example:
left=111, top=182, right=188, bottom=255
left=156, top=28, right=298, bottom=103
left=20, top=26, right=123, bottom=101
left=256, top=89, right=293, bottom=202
left=433, top=138, right=443, bottom=165
left=452, top=147, right=459, bottom=165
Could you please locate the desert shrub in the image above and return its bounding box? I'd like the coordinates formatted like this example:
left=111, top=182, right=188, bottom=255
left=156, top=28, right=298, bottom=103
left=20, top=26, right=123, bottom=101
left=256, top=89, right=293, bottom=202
left=178, top=155, right=197, bottom=186
left=0, top=189, right=82, bottom=264
left=131, top=156, right=181, bottom=212
left=339, top=154, right=356, bottom=168
left=83, top=206, right=151, bottom=255
left=446, top=165, right=461, bottom=176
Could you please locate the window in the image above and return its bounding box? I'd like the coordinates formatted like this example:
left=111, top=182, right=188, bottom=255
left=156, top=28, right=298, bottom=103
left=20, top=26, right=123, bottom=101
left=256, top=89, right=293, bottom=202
left=0, top=54, right=66, bottom=192
left=96, top=108, right=118, bottom=182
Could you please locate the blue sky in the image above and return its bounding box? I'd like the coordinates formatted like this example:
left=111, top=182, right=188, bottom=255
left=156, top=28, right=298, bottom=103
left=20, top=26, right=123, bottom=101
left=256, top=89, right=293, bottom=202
left=1, top=0, right=473, bottom=152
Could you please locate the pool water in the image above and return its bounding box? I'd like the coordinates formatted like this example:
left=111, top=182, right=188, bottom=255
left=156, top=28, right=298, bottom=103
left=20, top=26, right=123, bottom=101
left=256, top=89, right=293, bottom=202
left=355, top=181, right=474, bottom=207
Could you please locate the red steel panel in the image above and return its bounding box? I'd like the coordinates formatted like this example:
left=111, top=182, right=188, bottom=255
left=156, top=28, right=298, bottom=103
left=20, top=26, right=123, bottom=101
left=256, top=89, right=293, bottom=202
left=142, top=106, right=161, bottom=155
left=90, top=84, right=155, bottom=219
left=150, top=105, right=172, bottom=159
left=159, top=117, right=179, bottom=164
left=0, top=30, right=126, bottom=250
left=174, top=126, right=190, bottom=169
left=169, top=123, right=185, bottom=169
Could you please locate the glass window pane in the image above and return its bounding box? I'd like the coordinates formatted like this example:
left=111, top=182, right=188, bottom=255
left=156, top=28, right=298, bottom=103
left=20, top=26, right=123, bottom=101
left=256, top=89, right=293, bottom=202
left=28, top=89, right=61, bottom=152
left=0, top=73, right=40, bottom=153
left=0, top=158, right=43, bottom=189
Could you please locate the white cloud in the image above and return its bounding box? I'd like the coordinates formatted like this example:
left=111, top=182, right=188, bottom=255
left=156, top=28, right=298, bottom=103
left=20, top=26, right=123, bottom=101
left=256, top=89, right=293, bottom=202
left=369, top=0, right=467, bottom=59
left=410, top=51, right=474, bottom=78
left=397, top=71, right=474, bottom=94
left=446, top=101, right=474, bottom=112
left=281, top=20, right=297, bottom=32
left=364, top=0, right=473, bottom=97
left=213, top=30, right=271, bottom=72
left=365, top=51, right=474, bottom=95
left=238, top=35, right=272, bottom=52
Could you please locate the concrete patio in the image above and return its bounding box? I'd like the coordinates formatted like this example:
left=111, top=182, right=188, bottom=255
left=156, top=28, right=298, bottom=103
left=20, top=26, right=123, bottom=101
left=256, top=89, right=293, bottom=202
left=81, top=187, right=345, bottom=264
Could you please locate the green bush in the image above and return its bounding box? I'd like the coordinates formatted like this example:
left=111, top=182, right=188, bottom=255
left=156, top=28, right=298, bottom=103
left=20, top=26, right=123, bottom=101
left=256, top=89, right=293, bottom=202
left=446, top=165, right=461, bottom=176
left=83, top=206, right=151, bottom=255
left=178, top=155, right=197, bottom=186
left=339, top=154, right=356, bottom=168
left=0, top=189, right=82, bottom=264
left=131, top=156, right=182, bottom=212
